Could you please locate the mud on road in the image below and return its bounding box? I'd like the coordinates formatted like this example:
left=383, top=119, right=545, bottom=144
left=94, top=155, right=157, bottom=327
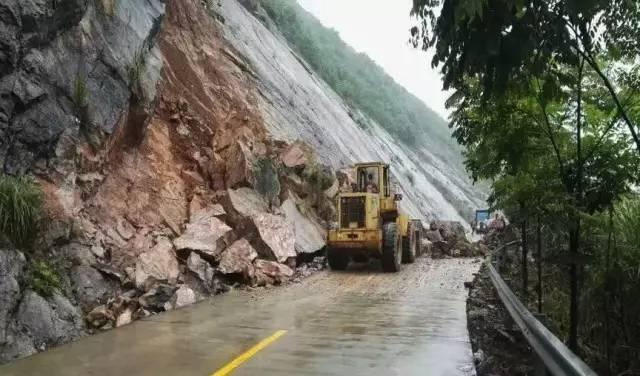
left=2, top=257, right=481, bottom=376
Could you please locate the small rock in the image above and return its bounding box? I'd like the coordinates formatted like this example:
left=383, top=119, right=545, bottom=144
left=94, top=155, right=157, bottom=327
left=139, top=284, right=177, bottom=312
left=473, top=349, right=485, bottom=365
left=165, top=285, right=197, bottom=311
left=90, top=245, right=106, bottom=259
left=115, top=307, right=134, bottom=327
left=116, top=219, right=135, bottom=241
left=86, top=305, right=114, bottom=329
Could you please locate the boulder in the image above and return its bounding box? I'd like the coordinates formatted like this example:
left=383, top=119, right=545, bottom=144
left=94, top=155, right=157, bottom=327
left=70, top=265, right=114, bottom=312
left=430, top=220, right=467, bottom=242
left=425, top=230, right=444, bottom=243
left=139, top=284, right=177, bottom=312
left=219, top=141, right=255, bottom=189
left=280, top=199, right=326, bottom=254
left=252, top=213, right=296, bottom=263
left=186, top=252, right=215, bottom=284
left=164, top=285, right=198, bottom=311
left=190, top=204, right=225, bottom=223
left=224, top=187, right=269, bottom=219
left=0, top=250, right=26, bottom=343
left=86, top=305, right=115, bottom=329
left=254, top=260, right=294, bottom=286
left=135, top=238, right=180, bottom=289
left=280, top=142, right=308, bottom=169
left=324, top=180, right=339, bottom=199
left=18, top=291, right=85, bottom=345
left=173, top=211, right=234, bottom=262
left=218, top=239, right=258, bottom=276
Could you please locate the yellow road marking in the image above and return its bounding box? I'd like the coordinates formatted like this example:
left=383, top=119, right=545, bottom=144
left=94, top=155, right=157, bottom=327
left=211, top=330, right=287, bottom=376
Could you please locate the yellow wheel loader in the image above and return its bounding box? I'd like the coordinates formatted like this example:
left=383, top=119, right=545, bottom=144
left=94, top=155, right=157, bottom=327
left=327, top=162, right=423, bottom=272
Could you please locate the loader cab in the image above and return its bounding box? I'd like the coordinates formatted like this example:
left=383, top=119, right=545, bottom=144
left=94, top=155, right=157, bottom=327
left=355, top=163, right=391, bottom=197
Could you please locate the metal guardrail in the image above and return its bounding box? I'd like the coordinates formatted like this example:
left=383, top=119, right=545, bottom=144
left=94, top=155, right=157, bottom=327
left=487, top=246, right=597, bottom=376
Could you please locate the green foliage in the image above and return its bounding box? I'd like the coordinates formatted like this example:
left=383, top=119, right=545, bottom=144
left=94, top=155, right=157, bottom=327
left=28, top=260, right=62, bottom=298
left=253, top=157, right=281, bottom=207
left=304, top=164, right=334, bottom=192
left=73, top=75, right=88, bottom=109
left=128, top=49, right=146, bottom=99
left=260, top=0, right=460, bottom=161
left=0, top=175, right=43, bottom=250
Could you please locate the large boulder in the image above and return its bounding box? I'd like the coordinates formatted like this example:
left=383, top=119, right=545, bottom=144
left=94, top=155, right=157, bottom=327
left=70, top=265, right=114, bottom=312
left=252, top=213, right=296, bottom=263
left=16, top=291, right=85, bottom=348
left=280, top=198, right=326, bottom=254
left=218, top=239, right=258, bottom=276
left=135, top=238, right=180, bottom=289
left=254, top=260, right=294, bottom=286
left=173, top=209, right=235, bottom=262
left=0, top=250, right=26, bottom=344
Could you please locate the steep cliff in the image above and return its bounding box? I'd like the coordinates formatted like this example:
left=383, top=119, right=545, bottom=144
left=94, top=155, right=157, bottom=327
left=0, top=0, right=483, bottom=363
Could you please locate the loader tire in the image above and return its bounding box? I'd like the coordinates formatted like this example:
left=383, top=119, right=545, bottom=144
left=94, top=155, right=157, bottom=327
left=402, top=222, right=417, bottom=264
left=381, top=222, right=402, bottom=273
left=327, top=249, right=349, bottom=271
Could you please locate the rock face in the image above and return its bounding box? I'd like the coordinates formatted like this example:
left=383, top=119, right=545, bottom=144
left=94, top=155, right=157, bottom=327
left=135, top=238, right=180, bottom=289
left=0, top=0, right=165, bottom=175
left=174, top=210, right=235, bottom=261
left=0, top=250, right=26, bottom=344
left=15, top=291, right=85, bottom=352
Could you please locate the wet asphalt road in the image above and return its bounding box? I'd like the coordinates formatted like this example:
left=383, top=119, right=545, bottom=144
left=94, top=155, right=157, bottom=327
left=1, top=258, right=480, bottom=376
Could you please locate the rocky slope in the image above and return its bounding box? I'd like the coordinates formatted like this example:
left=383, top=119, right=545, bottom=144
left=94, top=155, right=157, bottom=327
left=0, top=0, right=483, bottom=364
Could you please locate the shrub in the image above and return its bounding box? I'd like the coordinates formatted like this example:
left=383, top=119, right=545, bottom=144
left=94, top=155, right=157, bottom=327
left=28, top=260, right=62, bottom=298
left=72, top=75, right=89, bottom=110
left=128, top=49, right=146, bottom=99
left=0, top=175, right=43, bottom=250
left=253, top=157, right=281, bottom=208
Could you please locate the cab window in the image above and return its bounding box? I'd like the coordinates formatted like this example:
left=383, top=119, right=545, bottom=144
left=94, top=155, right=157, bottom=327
left=357, top=167, right=379, bottom=193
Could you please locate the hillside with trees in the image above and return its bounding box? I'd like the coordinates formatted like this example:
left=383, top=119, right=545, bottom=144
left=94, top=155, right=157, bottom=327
left=411, top=0, right=640, bottom=373
left=258, top=0, right=460, bottom=164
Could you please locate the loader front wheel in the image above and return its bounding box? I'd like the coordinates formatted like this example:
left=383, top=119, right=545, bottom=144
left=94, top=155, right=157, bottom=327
left=381, top=222, right=401, bottom=272
left=402, top=222, right=417, bottom=264
left=327, top=249, right=350, bottom=271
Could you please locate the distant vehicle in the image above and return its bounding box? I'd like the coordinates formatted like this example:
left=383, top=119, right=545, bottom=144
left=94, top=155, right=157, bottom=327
left=473, top=209, right=491, bottom=234
left=327, top=162, right=422, bottom=272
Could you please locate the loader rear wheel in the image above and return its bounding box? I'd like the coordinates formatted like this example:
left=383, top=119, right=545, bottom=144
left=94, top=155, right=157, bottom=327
left=381, top=222, right=401, bottom=273
left=402, top=222, right=417, bottom=264
left=327, top=249, right=350, bottom=270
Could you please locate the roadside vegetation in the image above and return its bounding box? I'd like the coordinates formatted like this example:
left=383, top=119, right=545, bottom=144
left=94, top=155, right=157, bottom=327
left=0, top=175, right=43, bottom=250
left=412, top=0, right=640, bottom=373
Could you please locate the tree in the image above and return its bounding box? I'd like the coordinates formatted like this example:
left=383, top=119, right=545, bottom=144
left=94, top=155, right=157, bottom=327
left=411, top=0, right=640, bottom=153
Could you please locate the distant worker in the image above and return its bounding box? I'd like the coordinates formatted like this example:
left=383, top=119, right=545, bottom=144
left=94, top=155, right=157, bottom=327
left=365, top=173, right=379, bottom=193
